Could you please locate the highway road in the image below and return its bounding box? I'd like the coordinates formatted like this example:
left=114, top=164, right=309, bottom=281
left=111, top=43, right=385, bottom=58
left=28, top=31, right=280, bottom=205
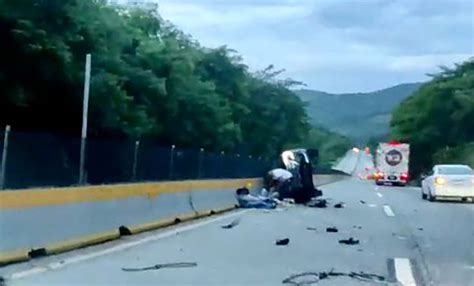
left=1, top=179, right=473, bottom=285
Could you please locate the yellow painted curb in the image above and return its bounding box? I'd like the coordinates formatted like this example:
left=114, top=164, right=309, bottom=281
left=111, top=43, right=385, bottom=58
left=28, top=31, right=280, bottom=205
left=45, top=230, right=120, bottom=255
left=176, top=212, right=198, bottom=223
left=212, top=205, right=238, bottom=214
left=0, top=249, right=29, bottom=265
left=127, top=218, right=176, bottom=235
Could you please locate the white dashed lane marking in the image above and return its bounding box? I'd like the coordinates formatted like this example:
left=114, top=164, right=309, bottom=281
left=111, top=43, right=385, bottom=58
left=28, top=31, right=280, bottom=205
left=383, top=205, right=395, bottom=217
left=394, top=258, right=417, bottom=286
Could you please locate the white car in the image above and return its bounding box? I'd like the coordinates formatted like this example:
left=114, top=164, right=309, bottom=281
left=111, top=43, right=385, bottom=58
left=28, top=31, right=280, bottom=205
left=421, top=164, right=474, bottom=202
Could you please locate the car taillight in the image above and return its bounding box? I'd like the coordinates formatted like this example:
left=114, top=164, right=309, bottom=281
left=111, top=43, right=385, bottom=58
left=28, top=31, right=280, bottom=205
left=376, top=172, right=384, bottom=179
left=435, top=177, right=446, bottom=185
left=400, top=172, right=409, bottom=181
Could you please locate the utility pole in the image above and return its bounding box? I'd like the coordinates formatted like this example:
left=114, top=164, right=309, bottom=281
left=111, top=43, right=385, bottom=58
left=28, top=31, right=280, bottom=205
left=79, top=54, right=91, bottom=185
left=0, top=125, right=11, bottom=189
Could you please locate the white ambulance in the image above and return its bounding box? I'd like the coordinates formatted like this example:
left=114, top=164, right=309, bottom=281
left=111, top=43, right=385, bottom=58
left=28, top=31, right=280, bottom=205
left=375, top=141, right=410, bottom=186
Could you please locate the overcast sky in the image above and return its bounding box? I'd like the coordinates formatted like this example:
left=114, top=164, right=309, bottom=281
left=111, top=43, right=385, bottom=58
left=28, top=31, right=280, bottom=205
left=156, top=0, right=473, bottom=93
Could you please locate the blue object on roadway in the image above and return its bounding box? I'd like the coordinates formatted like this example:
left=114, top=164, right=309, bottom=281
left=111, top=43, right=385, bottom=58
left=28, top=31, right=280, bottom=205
left=238, top=198, right=277, bottom=209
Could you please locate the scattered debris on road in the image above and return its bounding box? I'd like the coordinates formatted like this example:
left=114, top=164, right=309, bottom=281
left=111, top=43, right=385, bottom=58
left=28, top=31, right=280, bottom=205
left=307, top=199, right=327, bottom=208
left=0, top=276, right=5, bottom=286
left=334, top=202, right=344, bottom=208
left=353, top=225, right=362, bottom=229
left=276, top=238, right=290, bottom=246
left=221, top=218, right=240, bottom=229
left=122, top=262, right=197, bottom=272
left=306, top=227, right=317, bottom=231
left=360, top=200, right=366, bottom=204
left=282, top=269, right=386, bottom=285
left=418, top=227, right=423, bottom=231
left=339, top=237, right=360, bottom=245
left=326, top=227, right=338, bottom=233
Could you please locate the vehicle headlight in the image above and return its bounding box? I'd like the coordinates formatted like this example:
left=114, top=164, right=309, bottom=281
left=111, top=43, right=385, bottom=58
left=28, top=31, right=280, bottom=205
left=435, top=177, right=446, bottom=185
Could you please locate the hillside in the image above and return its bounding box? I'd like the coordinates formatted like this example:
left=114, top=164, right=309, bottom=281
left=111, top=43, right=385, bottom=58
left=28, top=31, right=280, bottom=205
left=296, top=83, right=422, bottom=143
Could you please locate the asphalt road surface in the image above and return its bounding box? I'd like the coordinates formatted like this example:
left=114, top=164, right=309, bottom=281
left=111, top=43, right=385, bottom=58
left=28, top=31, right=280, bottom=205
left=1, top=179, right=473, bottom=285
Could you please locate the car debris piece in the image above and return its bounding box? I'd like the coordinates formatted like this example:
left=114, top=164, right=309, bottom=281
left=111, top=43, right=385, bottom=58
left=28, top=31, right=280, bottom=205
left=276, top=238, right=290, bottom=245
left=307, top=199, right=327, bottom=208
left=360, top=200, right=366, bottom=204
left=306, top=227, right=317, bottom=231
left=221, top=218, right=240, bottom=229
left=334, top=202, right=344, bottom=208
left=122, top=262, right=197, bottom=272
left=326, top=227, right=338, bottom=233
left=418, top=227, right=423, bottom=231
left=339, top=237, right=360, bottom=245
left=282, top=269, right=386, bottom=285
left=352, top=225, right=362, bottom=229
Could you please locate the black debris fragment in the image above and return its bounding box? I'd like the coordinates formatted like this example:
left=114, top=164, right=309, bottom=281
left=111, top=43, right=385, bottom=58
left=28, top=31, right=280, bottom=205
left=283, top=269, right=386, bottom=285
left=122, top=262, right=197, bottom=272
left=360, top=200, right=366, bottom=204
left=326, top=227, right=338, bottom=233
left=276, top=238, right=290, bottom=246
left=334, top=202, right=344, bottom=208
left=221, top=218, right=240, bottom=229
left=418, top=228, right=423, bottom=231
left=0, top=276, right=5, bottom=286
left=306, top=227, right=317, bottom=231
left=307, top=199, right=327, bottom=208
left=339, top=237, right=360, bottom=245
left=352, top=225, right=362, bottom=229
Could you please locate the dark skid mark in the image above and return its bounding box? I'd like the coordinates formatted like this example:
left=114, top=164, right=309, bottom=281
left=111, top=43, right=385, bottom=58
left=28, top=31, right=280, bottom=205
left=339, top=237, right=359, bottom=245
left=283, top=269, right=386, bottom=285
left=276, top=238, right=290, bottom=246
left=326, top=227, right=338, bottom=233
left=122, top=262, right=197, bottom=272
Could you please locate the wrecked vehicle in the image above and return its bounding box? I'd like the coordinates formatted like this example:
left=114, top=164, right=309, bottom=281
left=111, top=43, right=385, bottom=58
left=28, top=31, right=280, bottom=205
left=266, top=148, right=322, bottom=204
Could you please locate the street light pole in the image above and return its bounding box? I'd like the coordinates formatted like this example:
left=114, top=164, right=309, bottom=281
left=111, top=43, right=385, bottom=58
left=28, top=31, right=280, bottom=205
left=79, top=54, right=91, bottom=185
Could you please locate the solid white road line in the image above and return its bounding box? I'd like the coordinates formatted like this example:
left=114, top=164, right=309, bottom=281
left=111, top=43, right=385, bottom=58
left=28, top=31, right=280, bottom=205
left=394, top=258, right=417, bottom=286
left=10, top=209, right=250, bottom=280
left=383, top=205, right=395, bottom=217
left=377, top=192, right=383, bottom=198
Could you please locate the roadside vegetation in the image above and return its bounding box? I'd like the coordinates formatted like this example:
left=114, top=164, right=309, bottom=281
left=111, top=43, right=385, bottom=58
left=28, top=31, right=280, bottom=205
left=391, top=59, right=474, bottom=176
left=0, top=0, right=341, bottom=160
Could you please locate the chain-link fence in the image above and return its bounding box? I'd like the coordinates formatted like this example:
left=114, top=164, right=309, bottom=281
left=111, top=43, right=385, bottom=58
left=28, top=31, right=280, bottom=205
left=0, top=127, right=271, bottom=190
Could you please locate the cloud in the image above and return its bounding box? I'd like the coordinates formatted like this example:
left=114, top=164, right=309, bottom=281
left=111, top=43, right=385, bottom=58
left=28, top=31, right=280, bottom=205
left=156, top=0, right=473, bottom=92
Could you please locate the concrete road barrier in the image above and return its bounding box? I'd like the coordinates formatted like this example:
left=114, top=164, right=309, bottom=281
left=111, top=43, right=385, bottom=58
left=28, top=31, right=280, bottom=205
left=0, top=175, right=344, bottom=265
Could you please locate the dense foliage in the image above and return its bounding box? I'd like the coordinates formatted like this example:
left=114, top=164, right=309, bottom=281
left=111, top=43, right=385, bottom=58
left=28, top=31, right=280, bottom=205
left=0, top=0, right=312, bottom=158
left=391, top=59, right=474, bottom=176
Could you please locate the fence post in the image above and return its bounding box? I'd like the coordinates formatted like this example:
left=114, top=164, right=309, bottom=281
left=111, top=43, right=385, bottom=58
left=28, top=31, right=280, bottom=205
left=169, top=145, right=175, bottom=180
left=0, top=125, right=11, bottom=190
left=132, top=140, right=140, bottom=181
left=197, top=148, right=204, bottom=179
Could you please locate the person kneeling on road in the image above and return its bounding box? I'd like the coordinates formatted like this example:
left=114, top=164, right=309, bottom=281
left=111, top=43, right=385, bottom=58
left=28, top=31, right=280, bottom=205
left=267, top=168, right=293, bottom=199
left=235, top=187, right=277, bottom=209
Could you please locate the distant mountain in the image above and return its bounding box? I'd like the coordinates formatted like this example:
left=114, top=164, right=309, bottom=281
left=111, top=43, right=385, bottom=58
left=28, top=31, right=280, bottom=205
left=296, top=83, right=423, bottom=143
